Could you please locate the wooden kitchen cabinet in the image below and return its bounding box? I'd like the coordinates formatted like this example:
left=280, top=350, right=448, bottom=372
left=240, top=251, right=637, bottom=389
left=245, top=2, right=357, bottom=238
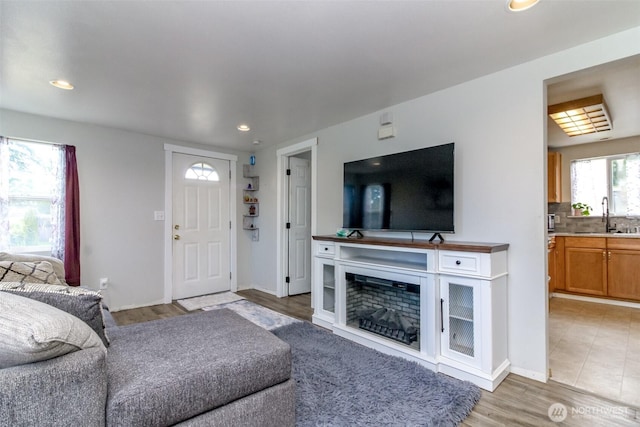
left=548, top=236, right=557, bottom=293
left=607, top=238, right=640, bottom=300
left=553, top=236, right=565, bottom=290
left=547, top=152, right=562, bottom=203
left=564, top=237, right=607, bottom=296
left=558, top=236, right=640, bottom=302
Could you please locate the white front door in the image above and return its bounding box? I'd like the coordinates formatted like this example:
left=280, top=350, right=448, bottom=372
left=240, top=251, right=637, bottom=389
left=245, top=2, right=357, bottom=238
left=287, top=156, right=311, bottom=295
left=172, top=153, right=231, bottom=299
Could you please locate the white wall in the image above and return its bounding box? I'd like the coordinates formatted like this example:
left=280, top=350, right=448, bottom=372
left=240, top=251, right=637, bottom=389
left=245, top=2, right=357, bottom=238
left=252, top=27, right=640, bottom=381
left=0, top=109, right=251, bottom=310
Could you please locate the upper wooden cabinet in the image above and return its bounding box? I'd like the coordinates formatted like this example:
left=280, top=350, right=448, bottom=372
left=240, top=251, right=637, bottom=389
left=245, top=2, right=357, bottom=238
left=548, top=152, right=562, bottom=203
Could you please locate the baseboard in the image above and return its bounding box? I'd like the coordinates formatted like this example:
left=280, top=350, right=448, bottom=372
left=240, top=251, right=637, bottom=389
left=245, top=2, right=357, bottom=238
left=510, top=366, right=548, bottom=383
left=109, top=299, right=165, bottom=313
left=552, top=292, right=640, bottom=309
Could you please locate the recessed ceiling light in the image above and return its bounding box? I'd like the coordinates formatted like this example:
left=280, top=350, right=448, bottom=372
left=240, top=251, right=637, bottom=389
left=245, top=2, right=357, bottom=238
left=49, top=80, right=74, bottom=90
left=237, top=124, right=251, bottom=132
left=507, top=0, right=540, bottom=12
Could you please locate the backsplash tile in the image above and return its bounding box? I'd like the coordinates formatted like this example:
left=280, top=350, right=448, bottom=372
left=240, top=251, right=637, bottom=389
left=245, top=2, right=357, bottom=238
left=549, top=202, right=640, bottom=233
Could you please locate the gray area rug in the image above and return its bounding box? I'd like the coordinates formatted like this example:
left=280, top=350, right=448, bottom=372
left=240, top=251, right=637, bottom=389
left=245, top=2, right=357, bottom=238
left=273, top=322, right=481, bottom=427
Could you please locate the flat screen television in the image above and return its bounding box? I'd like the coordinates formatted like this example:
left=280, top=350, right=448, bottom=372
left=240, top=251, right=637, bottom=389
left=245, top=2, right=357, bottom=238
left=343, top=142, right=454, bottom=236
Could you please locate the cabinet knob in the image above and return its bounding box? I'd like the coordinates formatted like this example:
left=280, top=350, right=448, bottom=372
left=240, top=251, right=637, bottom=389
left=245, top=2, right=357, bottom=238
left=455, top=260, right=461, bottom=265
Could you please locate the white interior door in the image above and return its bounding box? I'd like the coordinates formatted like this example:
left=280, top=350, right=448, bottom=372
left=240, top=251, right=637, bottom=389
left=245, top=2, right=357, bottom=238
left=172, top=153, right=230, bottom=299
left=288, top=156, right=311, bottom=295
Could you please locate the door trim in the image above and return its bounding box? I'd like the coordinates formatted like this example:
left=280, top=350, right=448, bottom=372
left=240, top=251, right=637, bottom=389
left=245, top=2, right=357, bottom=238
left=163, top=144, right=238, bottom=304
left=276, top=138, right=318, bottom=298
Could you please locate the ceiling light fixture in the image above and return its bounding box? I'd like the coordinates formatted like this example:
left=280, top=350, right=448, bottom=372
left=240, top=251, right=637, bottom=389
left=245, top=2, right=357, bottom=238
left=252, top=140, right=261, bottom=145
left=237, top=124, right=250, bottom=132
left=49, top=79, right=74, bottom=90
left=548, top=94, right=612, bottom=137
left=507, top=0, right=540, bottom=12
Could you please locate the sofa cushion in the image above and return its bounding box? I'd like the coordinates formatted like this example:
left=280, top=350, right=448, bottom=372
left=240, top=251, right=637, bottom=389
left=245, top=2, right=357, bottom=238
left=106, top=309, right=292, bottom=427
left=0, top=260, right=61, bottom=285
left=0, top=282, right=110, bottom=347
left=0, top=252, right=67, bottom=285
left=0, top=292, right=105, bottom=369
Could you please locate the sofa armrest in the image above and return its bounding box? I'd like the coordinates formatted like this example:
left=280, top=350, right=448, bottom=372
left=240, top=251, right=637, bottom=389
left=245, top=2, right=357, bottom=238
left=0, top=347, right=107, bottom=427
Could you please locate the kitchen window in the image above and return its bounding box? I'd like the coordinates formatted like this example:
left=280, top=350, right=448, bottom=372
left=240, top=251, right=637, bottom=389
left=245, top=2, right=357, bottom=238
left=571, top=153, right=640, bottom=216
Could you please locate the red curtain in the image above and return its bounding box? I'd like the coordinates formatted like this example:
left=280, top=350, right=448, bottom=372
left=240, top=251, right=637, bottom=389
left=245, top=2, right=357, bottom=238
left=64, top=146, right=81, bottom=285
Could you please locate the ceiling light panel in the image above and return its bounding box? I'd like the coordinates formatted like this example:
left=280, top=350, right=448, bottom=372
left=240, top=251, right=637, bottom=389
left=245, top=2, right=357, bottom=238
left=548, top=94, right=612, bottom=137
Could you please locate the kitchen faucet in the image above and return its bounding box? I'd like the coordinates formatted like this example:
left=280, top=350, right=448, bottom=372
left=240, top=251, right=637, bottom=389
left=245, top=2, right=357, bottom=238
left=602, top=196, right=616, bottom=233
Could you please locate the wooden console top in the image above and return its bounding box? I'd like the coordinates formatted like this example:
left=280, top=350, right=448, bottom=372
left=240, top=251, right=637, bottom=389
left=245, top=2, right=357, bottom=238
left=313, top=235, right=509, bottom=253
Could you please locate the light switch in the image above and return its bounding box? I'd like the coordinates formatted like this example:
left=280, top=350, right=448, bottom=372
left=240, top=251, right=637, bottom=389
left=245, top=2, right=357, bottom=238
left=154, top=211, right=165, bottom=221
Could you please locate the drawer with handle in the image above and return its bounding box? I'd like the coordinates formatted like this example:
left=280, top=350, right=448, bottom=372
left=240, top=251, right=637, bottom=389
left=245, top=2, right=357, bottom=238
left=316, top=243, right=335, bottom=257
left=440, top=252, right=480, bottom=274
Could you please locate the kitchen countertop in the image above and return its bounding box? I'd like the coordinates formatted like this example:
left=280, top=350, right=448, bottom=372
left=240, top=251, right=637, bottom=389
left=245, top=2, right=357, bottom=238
left=551, top=232, right=640, bottom=238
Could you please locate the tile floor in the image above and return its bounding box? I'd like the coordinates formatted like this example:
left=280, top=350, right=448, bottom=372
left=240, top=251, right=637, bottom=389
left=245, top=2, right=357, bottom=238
left=549, top=297, right=640, bottom=406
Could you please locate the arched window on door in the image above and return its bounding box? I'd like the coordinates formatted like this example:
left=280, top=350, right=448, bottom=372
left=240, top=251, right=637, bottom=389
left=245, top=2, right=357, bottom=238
left=185, top=162, right=220, bottom=181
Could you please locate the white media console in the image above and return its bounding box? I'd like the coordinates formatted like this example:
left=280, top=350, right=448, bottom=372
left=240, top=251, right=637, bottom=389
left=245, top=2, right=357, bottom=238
left=312, top=235, right=509, bottom=391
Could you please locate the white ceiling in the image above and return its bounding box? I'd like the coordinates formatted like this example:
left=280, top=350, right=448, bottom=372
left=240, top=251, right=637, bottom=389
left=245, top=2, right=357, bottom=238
left=1, top=1, right=639, bottom=151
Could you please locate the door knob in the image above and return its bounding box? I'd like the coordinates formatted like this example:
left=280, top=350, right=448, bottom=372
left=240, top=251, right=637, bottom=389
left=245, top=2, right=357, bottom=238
left=174, top=234, right=181, bottom=240
left=174, top=224, right=180, bottom=230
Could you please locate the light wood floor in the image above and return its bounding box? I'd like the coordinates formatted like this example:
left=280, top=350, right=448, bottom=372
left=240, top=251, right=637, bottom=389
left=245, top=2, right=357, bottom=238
left=111, top=290, right=640, bottom=426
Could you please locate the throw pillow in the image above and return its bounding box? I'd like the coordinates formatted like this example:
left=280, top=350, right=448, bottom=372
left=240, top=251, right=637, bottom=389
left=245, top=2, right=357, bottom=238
left=0, top=282, right=110, bottom=347
left=0, top=291, right=105, bottom=369
left=0, top=252, right=67, bottom=285
left=0, top=260, right=62, bottom=285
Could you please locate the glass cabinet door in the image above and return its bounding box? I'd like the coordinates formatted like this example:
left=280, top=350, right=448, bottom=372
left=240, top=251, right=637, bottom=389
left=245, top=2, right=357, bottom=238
left=440, top=276, right=481, bottom=368
left=313, top=256, right=335, bottom=324
left=321, top=262, right=335, bottom=313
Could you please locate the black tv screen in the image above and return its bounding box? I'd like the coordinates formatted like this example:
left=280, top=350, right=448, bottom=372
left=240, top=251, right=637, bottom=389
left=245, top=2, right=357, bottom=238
left=343, top=143, right=454, bottom=233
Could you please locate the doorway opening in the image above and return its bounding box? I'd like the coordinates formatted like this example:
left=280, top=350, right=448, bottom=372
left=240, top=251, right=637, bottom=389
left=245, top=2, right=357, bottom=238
left=545, top=55, right=640, bottom=408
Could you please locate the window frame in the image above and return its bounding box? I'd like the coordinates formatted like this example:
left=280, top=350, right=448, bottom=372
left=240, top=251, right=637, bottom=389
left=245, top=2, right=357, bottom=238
left=570, top=152, right=640, bottom=217
left=1, top=138, right=61, bottom=254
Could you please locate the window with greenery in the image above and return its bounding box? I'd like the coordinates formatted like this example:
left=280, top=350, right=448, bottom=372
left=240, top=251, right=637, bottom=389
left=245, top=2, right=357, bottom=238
left=0, top=139, right=62, bottom=253
left=571, top=153, right=640, bottom=216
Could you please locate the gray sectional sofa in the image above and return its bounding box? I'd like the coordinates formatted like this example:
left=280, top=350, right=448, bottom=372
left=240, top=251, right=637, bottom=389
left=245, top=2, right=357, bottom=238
left=0, top=254, right=295, bottom=427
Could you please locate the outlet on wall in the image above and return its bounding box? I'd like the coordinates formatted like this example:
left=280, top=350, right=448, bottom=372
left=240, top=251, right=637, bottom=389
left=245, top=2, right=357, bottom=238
left=99, top=277, right=109, bottom=290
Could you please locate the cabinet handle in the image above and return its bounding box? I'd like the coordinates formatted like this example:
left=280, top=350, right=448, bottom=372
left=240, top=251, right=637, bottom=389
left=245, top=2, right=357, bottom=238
left=440, top=298, right=445, bottom=333
left=602, top=251, right=606, bottom=260
left=608, top=251, right=611, bottom=260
